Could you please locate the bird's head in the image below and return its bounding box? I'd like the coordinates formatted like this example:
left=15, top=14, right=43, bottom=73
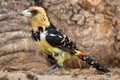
left=21, top=6, right=50, bottom=30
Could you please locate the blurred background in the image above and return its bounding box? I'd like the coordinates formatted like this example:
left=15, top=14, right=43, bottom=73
left=0, top=0, right=120, bottom=71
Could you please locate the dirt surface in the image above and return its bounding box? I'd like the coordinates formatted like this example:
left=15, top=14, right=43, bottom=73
left=0, top=0, right=120, bottom=80
left=0, top=68, right=120, bottom=80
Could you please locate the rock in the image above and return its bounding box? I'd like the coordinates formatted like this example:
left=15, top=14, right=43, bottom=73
left=77, top=15, right=85, bottom=25
left=87, top=0, right=102, bottom=6
left=0, top=14, right=8, bottom=21
left=0, top=0, right=49, bottom=71
left=70, top=0, right=79, bottom=5
left=79, top=0, right=91, bottom=9
left=117, top=31, right=120, bottom=40
left=95, top=14, right=104, bottom=23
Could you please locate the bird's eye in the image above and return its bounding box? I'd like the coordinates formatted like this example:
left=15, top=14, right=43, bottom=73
left=31, top=10, right=38, bottom=16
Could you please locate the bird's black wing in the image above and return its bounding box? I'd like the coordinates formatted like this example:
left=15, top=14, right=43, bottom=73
left=46, top=29, right=77, bottom=53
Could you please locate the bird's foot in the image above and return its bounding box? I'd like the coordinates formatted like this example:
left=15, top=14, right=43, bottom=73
left=44, top=64, right=61, bottom=75
left=31, top=64, right=61, bottom=75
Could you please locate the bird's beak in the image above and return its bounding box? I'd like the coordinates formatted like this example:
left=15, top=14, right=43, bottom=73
left=20, top=10, right=32, bottom=17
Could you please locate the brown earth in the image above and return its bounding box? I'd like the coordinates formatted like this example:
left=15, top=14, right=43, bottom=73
left=0, top=0, right=120, bottom=80
left=0, top=68, right=120, bottom=80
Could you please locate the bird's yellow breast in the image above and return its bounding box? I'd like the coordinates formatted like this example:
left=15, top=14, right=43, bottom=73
left=34, top=37, right=72, bottom=66
left=35, top=39, right=60, bottom=55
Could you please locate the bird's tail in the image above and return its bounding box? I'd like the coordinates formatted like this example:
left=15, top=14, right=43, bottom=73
left=75, top=50, right=110, bottom=73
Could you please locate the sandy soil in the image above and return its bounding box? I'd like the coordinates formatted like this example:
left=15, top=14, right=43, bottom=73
left=0, top=68, right=120, bottom=80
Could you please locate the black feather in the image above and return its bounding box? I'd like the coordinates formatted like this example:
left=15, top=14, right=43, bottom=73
left=46, top=24, right=77, bottom=53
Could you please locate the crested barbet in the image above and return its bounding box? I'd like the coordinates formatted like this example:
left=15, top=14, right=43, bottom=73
left=20, top=6, right=110, bottom=73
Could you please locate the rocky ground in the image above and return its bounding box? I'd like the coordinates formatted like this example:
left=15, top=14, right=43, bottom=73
left=0, top=0, right=120, bottom=80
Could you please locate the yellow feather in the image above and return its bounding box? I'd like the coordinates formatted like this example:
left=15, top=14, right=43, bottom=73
left=34, top=38, right=71, bottom=66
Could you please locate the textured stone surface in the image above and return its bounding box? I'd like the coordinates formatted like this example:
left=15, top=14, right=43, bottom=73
left=0, top=0, right=49, bottom=71
left=0, top=0, right=120, bottom=79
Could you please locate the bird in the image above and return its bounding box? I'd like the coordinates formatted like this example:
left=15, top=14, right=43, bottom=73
left=20, top=6, right=110, bottom=73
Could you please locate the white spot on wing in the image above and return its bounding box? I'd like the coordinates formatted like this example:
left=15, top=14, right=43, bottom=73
left=62, top=42, right=66, bottom=46
left=50, top=34, right=56, bottom=36
left=91, top=61, right=95, bottom=64
left=60, top=35, right=66, bottom=43
left=58, top=35, right=62, bottom=38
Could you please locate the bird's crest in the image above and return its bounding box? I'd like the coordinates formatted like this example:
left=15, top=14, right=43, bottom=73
left=29, top=6, right=38, bottom=11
